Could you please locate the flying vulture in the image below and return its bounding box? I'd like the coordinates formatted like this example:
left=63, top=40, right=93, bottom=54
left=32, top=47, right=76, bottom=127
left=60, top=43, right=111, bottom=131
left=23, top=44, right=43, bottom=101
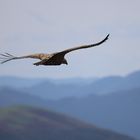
left=0, top=34, right=109, bottom=66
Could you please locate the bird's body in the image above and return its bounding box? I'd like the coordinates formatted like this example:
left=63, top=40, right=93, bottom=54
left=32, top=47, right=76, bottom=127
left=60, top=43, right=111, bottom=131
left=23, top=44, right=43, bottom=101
left=0, top=34, right=109, bottom=66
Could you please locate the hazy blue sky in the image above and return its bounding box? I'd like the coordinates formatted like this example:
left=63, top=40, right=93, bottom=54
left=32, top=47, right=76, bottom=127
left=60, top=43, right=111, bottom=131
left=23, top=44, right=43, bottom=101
left=0, top=0, right=140, bottom=78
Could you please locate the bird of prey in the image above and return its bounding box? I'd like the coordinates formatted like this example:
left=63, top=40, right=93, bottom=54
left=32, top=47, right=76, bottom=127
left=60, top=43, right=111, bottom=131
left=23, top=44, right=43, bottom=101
left=0, top=34, right=109, bottom=66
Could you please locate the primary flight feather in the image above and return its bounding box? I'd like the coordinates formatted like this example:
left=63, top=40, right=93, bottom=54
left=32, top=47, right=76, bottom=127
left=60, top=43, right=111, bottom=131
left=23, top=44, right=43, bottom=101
left=0, top=34, right=109, bottom=66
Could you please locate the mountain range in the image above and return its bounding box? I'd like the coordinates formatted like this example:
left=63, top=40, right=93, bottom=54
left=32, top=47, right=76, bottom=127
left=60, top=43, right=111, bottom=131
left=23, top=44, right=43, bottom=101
left=0, top=87, right=139, bottom=139
left=0, top=70, right=140, bottom=139
left=1, top=70, right=140, bottom=99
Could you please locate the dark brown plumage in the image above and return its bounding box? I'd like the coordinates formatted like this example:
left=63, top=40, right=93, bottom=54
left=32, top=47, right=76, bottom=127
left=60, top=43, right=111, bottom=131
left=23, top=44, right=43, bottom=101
left=0, top=34, right=109, bottom=66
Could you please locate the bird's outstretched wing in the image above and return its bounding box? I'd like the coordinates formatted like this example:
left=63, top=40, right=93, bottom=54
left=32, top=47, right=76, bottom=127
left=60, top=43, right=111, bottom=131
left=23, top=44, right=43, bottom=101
left=59, top=34, right=109, bottom=55
left=36, top=34, right=110, bottom=65
left=0, top=53, right=47, bottom=64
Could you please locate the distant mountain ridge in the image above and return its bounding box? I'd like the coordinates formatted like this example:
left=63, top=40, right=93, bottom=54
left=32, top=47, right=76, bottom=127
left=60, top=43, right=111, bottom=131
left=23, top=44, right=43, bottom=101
left=28, top=70, right=140, bottom=99
left=0, top=70, right=140, bottom=99
left=0, top=106, right=135, bottom=140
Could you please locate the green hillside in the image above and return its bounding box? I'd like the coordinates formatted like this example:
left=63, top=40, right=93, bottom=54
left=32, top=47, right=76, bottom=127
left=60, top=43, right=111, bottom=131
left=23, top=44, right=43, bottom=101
left=0, top=106, right=135, bottom=140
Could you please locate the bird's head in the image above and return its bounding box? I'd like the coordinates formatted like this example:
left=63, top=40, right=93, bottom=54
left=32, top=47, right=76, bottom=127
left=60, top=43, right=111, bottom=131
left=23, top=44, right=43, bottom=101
left=62, top=58, right=68, bottom=65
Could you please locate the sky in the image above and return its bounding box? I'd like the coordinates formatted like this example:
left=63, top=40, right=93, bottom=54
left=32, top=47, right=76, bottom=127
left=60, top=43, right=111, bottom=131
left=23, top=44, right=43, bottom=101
left=0, top=0, right=140, bottom=78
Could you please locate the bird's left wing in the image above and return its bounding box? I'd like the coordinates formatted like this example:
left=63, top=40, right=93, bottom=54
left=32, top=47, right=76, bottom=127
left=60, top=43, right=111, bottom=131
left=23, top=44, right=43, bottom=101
left=59, top=34, right=109, bottom=55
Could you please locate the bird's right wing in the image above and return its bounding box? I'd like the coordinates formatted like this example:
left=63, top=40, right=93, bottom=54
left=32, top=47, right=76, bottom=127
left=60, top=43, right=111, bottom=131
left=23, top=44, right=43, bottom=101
left=0, top=53, right=46, bottom=64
